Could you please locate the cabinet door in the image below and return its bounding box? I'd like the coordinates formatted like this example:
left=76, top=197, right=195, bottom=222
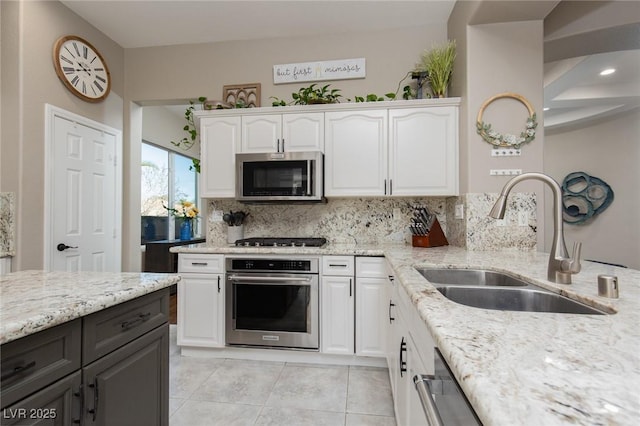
left=320, top=276, right=354, bottom=354
left=83, top=325, right=168, bottom=426
left=355, top=277, right=387, bottom=357
left=388, top=107, right=458, bottom=196
left=177, top=273, right=225, bottom=347
left=200, top=116, right=240, bottom=198
left=241, top=114, right=281, bottom=152
left=1, top=371, right=81, bottom=425
left=282, top=113, right=324, bottom=152
left=324, top=110, right=387, bottom=196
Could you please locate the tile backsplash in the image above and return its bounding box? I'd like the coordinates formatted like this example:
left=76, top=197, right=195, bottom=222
left=205, top=193, right=537, bottom=251
left=446, top=193, right=537, bottom=251
left=0, top=192, right=16, bottom=257
left=206, top=198, right=448, bottom=245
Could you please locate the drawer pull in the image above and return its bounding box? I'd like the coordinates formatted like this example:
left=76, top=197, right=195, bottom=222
left=328, top=264, right=348, bottom=268
left=191, top=262, right=208, bottom=266
left=1, top=360, right=36, bottom=381
left=120, top=312, right=152, bottom=330
left=88, top=378, right=99, bottom=421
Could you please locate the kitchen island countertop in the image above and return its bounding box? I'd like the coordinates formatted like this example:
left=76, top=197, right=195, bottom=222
left=173, top=242, right=640, bottom=426
left=0, top=271, right=180, bottom=345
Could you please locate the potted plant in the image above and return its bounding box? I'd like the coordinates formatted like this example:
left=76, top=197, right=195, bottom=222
left=164, top=200, right=199, bottom=240
left=271, top=83, right=342, bottom=106
left=415, top=40, right=456, bottom=98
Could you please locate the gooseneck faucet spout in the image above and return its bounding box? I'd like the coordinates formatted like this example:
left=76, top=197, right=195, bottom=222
left=489, top=172, right=581, bottom=284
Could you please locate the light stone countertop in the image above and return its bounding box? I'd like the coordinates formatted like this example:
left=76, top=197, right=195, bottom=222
left=173, top=242, right=640, bottom=426
left=0, top=271, right=181, bottom=345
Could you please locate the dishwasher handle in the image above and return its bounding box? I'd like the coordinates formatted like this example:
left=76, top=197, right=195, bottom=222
left=413, top=375, right=444, bottom=426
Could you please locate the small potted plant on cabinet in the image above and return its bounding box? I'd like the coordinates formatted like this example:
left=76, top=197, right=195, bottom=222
left=415, top=40, right=456, bottom=98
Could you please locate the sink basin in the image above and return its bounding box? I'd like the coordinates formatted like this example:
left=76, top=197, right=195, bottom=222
left=437, top=286, right=605, bottom=315
left=417, top=268, right=529, bottom=287
left=416, top=268, right=607, bottom=315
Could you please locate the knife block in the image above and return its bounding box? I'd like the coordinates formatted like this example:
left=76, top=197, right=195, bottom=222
left=412, top=217, right=449, bottom=248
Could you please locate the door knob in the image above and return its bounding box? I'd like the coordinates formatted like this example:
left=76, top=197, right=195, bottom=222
left=57, top=243, right=78, bottom=252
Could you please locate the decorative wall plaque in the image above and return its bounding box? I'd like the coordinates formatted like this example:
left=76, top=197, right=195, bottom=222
left=223, top=83, right=261, bottom=107
left=273, top=58, right=366, bottom=84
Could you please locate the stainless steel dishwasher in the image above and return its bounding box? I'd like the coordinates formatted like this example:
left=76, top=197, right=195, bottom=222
left=413, top=348, right=482, bottom=425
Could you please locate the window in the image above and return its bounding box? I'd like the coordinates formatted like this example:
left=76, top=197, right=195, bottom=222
left=141, top=142, right=198, bottom=243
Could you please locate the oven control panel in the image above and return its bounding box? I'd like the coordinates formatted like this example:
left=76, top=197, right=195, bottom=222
left=227, top=258, right=319, bottom=274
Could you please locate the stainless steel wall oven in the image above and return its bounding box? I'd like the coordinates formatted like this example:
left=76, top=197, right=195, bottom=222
left=225, top=256, right=319, bottom=350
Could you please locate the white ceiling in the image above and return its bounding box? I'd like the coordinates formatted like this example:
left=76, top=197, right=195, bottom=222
left=60, top=0, right=456, bottom=48
left=61, top=0, right=639, bottom=129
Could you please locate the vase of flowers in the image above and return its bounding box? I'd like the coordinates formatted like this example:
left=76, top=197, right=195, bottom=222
left=165, top=200, right=199, bottom=241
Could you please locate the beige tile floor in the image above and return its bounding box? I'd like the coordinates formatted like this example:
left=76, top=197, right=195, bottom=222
left=169, top=326, right=397, bottom=426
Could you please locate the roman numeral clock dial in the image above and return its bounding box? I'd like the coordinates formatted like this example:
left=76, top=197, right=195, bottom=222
left=53, top=35, right=111, bottom=102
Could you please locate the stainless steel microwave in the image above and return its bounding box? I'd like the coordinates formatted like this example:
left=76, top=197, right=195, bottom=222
left=235, top=151, right=324, bottom=203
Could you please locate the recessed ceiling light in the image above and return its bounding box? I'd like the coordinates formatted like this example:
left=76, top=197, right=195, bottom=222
left=543, top=107, right=550, bottom=111
left=600, top=68, right=616, bottom=76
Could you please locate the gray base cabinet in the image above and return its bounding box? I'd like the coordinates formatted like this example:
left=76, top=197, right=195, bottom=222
left=82, top=325, right=168, bottom=426
left=1, top=289, right=170, bottom=426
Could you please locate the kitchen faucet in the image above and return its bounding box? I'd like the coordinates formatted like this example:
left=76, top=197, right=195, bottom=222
left=489, top=172, right=581, bottom=284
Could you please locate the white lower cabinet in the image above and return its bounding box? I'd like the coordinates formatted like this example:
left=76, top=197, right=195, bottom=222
left=177, top=254, right=225, bottom=347
left=388, top=266, right=434, bottom=426
left=355, top=257, right=389, bottom=358
left=321, top=256, right=355, bottom=354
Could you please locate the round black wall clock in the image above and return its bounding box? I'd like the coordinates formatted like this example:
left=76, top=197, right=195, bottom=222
left=53, top=35, right=111, bottom=102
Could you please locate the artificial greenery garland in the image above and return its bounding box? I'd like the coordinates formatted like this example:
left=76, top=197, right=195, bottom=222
left=476, top=93, right=538, bottom=148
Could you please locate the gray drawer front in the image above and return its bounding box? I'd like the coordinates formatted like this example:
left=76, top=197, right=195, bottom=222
left=82, top=289, right=169, bottom=364
left=0, top=371, right=82, bottom=425
left=1, top=319, right=81, bottom=409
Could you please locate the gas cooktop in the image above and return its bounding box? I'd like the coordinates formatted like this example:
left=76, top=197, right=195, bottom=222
left=234, top=237, right=327, bottom=248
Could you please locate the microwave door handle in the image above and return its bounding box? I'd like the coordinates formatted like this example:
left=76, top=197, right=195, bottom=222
left=413, top=375, right=444, bottom=426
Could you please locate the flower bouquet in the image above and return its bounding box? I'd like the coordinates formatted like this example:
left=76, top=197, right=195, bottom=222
left=165, top=200, right=199, bottom=240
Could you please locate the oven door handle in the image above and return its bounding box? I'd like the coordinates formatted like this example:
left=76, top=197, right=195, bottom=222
left=227, top=275, right=313, bottom=284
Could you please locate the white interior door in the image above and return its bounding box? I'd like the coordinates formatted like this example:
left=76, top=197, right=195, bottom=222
left=46, top=106, right=121, bottom=272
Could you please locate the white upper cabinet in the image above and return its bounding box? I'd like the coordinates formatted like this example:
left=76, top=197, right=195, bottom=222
left=324, top=110, right=388, bottom=196
left=241, top=114, right=281, bottom=153
left=241, top=113, right=323, bottom=153
left=324, top=104, right=458, bottom=197
left=196, top=99, right=459, bottom=198
left=199, top=116, right=240, bottom=198
left=388, top=107, right=458, bottom=196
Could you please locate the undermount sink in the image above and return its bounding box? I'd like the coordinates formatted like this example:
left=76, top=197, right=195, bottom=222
left=416, top=268, right=607, bottom=315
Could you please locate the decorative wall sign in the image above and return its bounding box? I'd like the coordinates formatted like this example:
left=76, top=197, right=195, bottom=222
left=223, top=83, right=261, bottom=107
left=273, top=58, right=366, bottom=84
left=562, top=171, right=614, bottom=224
left=476, top=92, right=537, bottom=148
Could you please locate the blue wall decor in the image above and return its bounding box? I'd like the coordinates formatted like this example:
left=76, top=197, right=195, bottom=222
left=562, top=172, right=614, bottom=224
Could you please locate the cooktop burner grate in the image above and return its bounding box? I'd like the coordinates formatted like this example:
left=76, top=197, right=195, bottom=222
left=234, top=237, right=327, bottom=247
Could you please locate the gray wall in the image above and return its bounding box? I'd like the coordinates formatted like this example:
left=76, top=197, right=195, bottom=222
left=0, top=0, right=124, bottom=270
left=544, top=109, right=640, bottom=269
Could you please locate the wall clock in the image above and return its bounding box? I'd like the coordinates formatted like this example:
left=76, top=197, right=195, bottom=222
left=52, top=35, right=111, bottom=102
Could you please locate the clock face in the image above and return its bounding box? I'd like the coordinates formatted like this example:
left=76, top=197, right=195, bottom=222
left=53, top=35, right=111, bottom=102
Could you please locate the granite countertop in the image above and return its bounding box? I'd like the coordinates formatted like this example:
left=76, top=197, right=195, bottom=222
left=0, top=271, right=181, bottom=345
left=173, top=242, right=640, bottom=426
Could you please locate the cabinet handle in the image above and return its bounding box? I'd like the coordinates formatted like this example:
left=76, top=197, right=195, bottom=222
left=384, top=179, right=387, bottom=195
left=390, top=179, right=393, bottom=195
left=328, top=263, right=348, bottom=268
left=281, top=138, right=285, bottom=152
left=1, top=360, right=36, bottom=381
left=191, top=262, right=208, bottom=266
left=88, top=378, right=99, bottom=421
left=120, top=312, right=152, bottom=330
left=73, top=384, right=84, bottom=424
left=217, top=276, right=221, bottom=293
left=349, top=278, right=353, bottom=297
left=277, top=139, right=281, bottom=152
left=389, top=301, right=395, bottom=323
left=400, top=337, right=407, bottom=377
